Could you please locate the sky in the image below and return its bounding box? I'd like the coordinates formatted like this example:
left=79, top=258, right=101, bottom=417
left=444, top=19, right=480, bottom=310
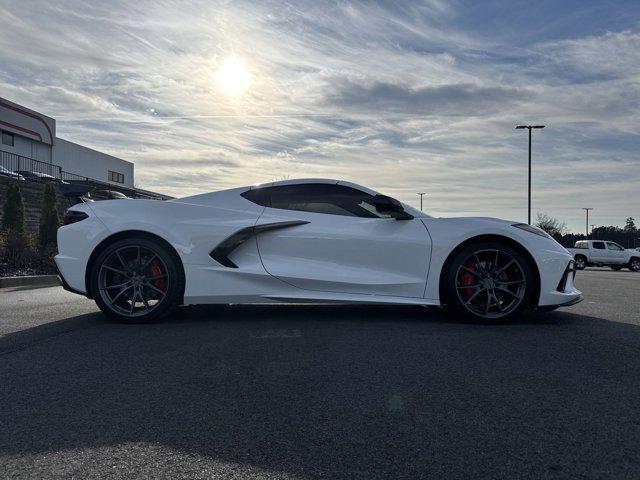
left=0, top=0, right=638, bottom=232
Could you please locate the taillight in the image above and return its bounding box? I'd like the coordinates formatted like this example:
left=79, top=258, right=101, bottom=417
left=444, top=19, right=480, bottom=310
left=63, top=210, right=89, bottom=225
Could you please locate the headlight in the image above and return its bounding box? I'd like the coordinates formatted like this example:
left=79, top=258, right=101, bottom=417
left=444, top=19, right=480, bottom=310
left=512, top=223, right=551, bottom=238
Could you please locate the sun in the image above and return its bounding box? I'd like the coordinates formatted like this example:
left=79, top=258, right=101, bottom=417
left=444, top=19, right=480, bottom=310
left=216, top=58, right=251, bottom=96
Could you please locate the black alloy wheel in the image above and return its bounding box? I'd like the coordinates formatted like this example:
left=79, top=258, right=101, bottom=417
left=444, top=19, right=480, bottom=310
left=444, top=242, right=534, bottom=323
left=90, top=236, right=183, bottom=323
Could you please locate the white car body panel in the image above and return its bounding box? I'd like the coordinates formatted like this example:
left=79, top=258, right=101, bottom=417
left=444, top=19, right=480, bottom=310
left=55, top=179, right=582, bottom=310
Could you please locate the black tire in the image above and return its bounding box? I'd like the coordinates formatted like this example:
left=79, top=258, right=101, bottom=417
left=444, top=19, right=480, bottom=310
left=574, top=256, right=586, bottom=270
left=442, top=241, right=535, bottom=324
left=629, top=258, right=640, bottom=272
left=90, top=236, right=184, bottom=323
left=611, top=265, right=623, bottom=271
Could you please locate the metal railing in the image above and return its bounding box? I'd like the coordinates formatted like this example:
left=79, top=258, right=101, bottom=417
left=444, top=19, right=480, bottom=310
left=0, top=151, right=171, bottom=200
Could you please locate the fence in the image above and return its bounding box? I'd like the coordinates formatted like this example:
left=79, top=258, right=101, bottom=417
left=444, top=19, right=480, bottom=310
left=0, top=151, right=171, bottom=200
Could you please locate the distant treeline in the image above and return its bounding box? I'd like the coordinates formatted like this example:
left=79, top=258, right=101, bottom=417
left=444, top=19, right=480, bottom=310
left=535, top=214, right=639, bottom=249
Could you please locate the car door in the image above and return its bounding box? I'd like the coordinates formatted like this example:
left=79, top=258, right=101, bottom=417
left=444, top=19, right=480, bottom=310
left=245, top=183, right=432, bottom=298
left=606, top=242, right=626, bottom=264
left=591, top=241, right=607, bottom=263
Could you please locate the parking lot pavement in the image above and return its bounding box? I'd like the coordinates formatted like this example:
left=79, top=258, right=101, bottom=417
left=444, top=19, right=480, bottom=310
left=1, top=269, right=640, bottom=479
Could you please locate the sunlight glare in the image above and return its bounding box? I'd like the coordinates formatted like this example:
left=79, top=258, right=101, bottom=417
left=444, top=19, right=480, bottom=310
left=216, top=58, right=251, bottom=96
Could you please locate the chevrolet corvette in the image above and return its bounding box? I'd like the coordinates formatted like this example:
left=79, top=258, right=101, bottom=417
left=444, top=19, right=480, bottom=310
left=55, top=179, right=582, bottom=323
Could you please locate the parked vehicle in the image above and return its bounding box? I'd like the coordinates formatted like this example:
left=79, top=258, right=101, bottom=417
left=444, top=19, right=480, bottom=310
left=56, top=178, right=582, bottom=324
left=0, top=166, right=25, bottom=181
left=16, top=170, right=64, bottom=183
left=90, top=190, right=129, bottom=200
left=567, top=240, right=640, bottom=271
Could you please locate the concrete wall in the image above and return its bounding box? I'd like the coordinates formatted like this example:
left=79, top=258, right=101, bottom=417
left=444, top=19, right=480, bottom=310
left=53, top=138, right=134, bottom=187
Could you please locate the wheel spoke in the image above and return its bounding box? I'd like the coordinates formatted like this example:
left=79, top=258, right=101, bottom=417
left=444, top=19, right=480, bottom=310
left=465, top=287, right=485, bottom=305
left=102, top=265, right=128, bottom=276
left=496, top=279, right=525, bottom=285
left=495, top=259, right=515, bottom=275
left=142, top=254, right=157, bottom=269
left=129, top=288, right=137, bottom=313
left=496, top=285, right=520, bottom=299
left=115, top=249, right=128, bottom=269
left=461, top=266, right=482, bottom=278
left=485, top=289, right=491, bottom=314
left=457, top=283, right=481, bottom=289
left=145, top=282, right=166, bottom=295
left=491, top=290, right=503, bottom=312
left=102, top=280, right=132, bottom=290
left=140, top=289, right=150, bottom=310
left=111, top=284, right=133, bottom=304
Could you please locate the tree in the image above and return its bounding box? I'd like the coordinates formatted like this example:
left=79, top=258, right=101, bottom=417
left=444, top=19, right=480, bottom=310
left=2, top=184, right=28, bottom=260
left=39, top=184, right=60, bottom=247
left=624, top=217, right=636, bottom=232
left=2, top=183, right=25, bottom=232
left=535, top=213, right=567, bottom=238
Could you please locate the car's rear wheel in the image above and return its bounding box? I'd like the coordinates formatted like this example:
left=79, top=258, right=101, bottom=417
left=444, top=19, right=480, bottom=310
left=90, top=236, right=184, bottom=323
left=629, top=259, right=640, bottom=272
left=574, top=256, right=586, bottom=270
left=443, top=242, right=535, bottom=323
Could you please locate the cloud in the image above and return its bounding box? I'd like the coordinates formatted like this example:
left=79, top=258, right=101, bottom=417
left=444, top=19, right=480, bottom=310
left=0, top=0, right=638, bottom=231
left=324, top=80, right=528, bottom=115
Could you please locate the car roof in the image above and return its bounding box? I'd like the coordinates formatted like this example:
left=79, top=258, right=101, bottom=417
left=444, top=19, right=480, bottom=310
left=249, top=178, right=379, bottom=196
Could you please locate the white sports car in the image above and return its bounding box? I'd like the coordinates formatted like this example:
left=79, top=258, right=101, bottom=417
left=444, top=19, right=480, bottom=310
left=55, top=179, right=582, bottom=323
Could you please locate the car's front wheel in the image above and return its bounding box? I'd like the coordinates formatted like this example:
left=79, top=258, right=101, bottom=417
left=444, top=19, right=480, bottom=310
left=90, top=236, right=184, bottom=323
left=574, top=256, right=586, bottom=270
left=443, top=242, right=535, bottom=323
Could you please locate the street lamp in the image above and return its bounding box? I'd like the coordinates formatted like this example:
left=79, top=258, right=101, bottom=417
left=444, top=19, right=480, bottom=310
left=582, top=208, right=593, bottom=238
left=516, top=125, right=546, bottom=224
left=417, top=192, right=426, bottom=211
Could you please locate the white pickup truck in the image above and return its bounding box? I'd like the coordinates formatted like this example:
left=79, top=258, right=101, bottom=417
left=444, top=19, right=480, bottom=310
left=567, top=240, right=640, bottom=271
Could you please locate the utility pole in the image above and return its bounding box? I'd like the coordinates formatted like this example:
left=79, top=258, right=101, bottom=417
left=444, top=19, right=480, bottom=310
left=582, top=208, right=593, bottom=238
left=516, top=125, right=546, bottom=224
left=417, top=192, right=426, bottom=211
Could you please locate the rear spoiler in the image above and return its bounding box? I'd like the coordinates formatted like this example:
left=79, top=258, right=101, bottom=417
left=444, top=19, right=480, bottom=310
left=60, top=184, right=92, bottom=206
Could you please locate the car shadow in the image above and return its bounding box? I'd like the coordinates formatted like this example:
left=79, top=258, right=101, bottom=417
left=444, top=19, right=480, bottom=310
left=1, top=306, right=640, bottom=478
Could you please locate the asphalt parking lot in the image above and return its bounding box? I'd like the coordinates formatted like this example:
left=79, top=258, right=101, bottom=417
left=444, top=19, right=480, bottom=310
left=1, top=268, right=639, bottom=479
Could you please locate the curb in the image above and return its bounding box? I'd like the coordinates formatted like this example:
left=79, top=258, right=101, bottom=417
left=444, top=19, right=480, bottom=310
left=0, top=275, right=60, bottom=289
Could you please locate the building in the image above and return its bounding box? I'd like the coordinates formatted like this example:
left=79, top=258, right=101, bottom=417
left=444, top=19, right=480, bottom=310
left=0, top=97, right=133, bottom=187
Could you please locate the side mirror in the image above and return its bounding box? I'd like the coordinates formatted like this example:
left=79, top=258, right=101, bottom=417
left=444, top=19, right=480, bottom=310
left=374, top=194, right=414, bottom=220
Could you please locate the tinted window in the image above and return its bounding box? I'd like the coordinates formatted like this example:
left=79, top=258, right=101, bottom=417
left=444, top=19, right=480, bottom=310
left=592, top=241, right=605, bottom=250
left=242, top=184, right=390, bottom=218
left=607, top=242, right=623, bottom=251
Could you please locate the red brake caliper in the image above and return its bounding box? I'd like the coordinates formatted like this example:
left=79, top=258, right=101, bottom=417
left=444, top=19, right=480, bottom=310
left=149, top=259, right=166, bottom=291
left=461, top=262, right=476, bottom=298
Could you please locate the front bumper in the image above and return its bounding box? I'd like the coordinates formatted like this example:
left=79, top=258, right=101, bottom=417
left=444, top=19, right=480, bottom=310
left=537, top=253, right=583, bottom=308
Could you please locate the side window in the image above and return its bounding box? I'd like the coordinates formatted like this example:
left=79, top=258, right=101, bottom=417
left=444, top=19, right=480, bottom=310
left=607, top=242, right=623, bottom=251
left=574, top=241, right=587, bottom=249
left=243, top=184, right=389, bottom=218
left=592, top=241, right=605, bottom=250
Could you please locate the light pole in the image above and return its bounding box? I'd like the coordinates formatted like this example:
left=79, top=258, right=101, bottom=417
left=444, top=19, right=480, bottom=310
left=582, top=208, right=593, bottom=238
left=516, top=125, right=546, bottom=224
left=417, top=192, right=426, bottom=211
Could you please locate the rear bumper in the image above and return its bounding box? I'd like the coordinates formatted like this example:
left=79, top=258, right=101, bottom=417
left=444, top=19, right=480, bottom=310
left=54, top=254, right=89, bottom=297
